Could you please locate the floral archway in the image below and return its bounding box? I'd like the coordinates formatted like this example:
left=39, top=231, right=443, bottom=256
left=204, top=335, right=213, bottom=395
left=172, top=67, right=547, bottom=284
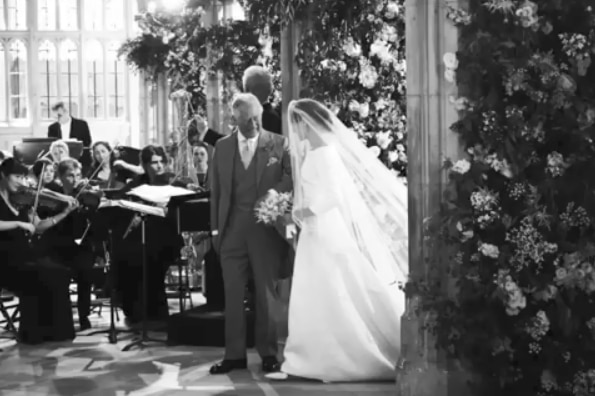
left=417, top=1, right=595, bottom=395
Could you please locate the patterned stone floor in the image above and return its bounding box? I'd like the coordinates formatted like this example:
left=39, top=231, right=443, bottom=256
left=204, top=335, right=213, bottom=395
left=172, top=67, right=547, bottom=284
left=0, top=295, right=396, bottom=395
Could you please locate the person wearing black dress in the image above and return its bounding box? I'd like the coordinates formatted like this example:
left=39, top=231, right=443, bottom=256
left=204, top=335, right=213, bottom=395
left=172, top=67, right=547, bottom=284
left=112, top=145, right=183, bottom=326
left=0, top=158, right=77, bottom=344
left=42, top=158, right=97, bottom=331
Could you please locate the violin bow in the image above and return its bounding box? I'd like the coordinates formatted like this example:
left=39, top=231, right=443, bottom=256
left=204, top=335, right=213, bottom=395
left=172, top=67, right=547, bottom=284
left=27, top=161, right=47, bottom=232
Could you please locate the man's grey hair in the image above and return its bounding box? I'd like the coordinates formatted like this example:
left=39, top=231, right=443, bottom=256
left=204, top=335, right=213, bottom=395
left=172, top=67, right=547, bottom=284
left=231, top=93, right=263, bottom=116
left=242, top=66, right=273, bottom=104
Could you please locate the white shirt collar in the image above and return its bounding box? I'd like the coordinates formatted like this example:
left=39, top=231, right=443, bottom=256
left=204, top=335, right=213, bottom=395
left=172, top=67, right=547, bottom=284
left=238, top=131, right=259, bottom=144
left=60, top=118, right=72, bottom=133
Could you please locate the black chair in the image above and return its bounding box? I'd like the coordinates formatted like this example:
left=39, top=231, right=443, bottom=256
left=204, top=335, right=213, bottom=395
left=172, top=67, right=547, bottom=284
left=165, top=259, right=194, bottom=312
left=0, top=289, right=19, bottom=340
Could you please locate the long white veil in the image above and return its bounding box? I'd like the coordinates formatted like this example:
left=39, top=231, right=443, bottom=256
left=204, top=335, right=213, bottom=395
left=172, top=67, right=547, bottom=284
left=287, top=99, right=409, bottom=284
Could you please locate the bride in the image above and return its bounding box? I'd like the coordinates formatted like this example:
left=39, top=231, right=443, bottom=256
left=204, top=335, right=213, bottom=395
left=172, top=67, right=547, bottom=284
left=268, top=99, right=409, bottom=382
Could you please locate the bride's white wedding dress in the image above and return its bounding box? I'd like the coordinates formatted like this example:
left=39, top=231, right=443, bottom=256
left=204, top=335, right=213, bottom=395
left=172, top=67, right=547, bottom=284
left=280, top=145, right=405, bottom=382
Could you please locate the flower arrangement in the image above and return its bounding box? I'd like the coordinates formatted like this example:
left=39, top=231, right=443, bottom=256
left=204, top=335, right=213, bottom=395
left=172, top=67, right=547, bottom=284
left=254, top=192, right=293, bottom=225
left=414, top=1, right=595, bottom=396
left=119, top=5, right=280, bottom=113
left=285, top=0, right=408, bottom=176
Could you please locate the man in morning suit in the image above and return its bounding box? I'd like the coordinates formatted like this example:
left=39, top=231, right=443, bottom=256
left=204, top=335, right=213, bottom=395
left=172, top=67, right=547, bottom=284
left=209, top=93, right=292, bottom=374
left=47, top=102, right=92, bottom=170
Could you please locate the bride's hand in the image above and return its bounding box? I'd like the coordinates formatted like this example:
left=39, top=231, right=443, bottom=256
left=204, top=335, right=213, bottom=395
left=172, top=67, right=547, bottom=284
left=294, top=207, right=314, bottom=218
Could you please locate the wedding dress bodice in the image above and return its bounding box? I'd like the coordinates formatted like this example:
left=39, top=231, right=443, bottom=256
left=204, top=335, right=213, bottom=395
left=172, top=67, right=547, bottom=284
left=298, top=145, right=344, bottom=226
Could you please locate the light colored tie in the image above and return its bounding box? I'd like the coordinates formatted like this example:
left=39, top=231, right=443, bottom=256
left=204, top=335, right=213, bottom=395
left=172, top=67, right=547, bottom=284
left=241, top=140, right=252, bottom=169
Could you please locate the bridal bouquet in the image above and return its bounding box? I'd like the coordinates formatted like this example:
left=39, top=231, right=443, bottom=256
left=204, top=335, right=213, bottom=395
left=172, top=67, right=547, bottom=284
left=254, top=192, right=295, bottom=241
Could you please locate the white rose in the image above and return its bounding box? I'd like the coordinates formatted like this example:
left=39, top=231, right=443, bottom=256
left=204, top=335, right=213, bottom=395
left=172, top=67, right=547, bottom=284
left=368, top=146, right=381, bottom=157
left=449, top=95, right=470, bottom=111
left=388, top=150, right=399, bottom=162
left=444, top=69, right=456, bottom=83
left=443, top=52, right=459, bottom=70
left=358, top=102, right=370, bottom=118
left=451, top=159, right=471, bottom=174
left=479, top=243, right=499, bottom=259
left=375, top=131, right=392, bottom=150
left=348, top=100, right=360, bottom=113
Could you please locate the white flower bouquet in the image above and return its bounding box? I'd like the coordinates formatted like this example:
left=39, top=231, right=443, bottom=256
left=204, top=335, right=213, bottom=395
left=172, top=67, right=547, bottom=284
left=254, top=192, right=296, bottom=241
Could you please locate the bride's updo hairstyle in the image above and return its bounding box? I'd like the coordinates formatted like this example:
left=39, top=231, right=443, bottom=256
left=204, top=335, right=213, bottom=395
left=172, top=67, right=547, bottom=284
left=289, top=99, right=334, bottom=134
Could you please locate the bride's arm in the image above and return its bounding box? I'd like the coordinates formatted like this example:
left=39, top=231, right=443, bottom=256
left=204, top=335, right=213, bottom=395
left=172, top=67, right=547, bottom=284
left=304, top=150, right=343, bottom=215
left=271, top=137, right=292, bottom=194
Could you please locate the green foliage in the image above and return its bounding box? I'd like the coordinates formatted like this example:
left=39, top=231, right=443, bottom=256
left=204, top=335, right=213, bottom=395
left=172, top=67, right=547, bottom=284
left=244, top=0, right=407, bottom=175
left=118, top=6, right=278, bottom=112
left=416, top=1, right=595, bottom=395
left=119, top=0, right=407, bottom=175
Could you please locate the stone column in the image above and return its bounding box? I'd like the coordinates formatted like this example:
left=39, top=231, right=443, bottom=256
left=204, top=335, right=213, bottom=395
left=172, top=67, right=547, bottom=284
left=399, top=0, right=466, bottom=395
left=204, top=0, right=223, bottom=134
left=280, top=21, right=303, bottom=137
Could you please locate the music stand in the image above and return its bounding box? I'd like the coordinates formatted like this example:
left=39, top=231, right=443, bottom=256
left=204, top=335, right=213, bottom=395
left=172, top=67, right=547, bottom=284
left=122, top=213, right=167, bottom=351
left=86, top=208, right=135, bottom=344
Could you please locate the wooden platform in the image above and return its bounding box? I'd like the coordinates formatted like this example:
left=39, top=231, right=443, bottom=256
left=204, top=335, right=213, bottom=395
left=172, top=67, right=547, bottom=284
left=167, top=304, right=255, bottom=347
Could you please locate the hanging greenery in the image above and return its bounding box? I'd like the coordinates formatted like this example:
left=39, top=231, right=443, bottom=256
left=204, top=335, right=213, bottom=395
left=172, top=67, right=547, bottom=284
left=243, top=0, right=407, bottom=175
left=118, top=5, right=278, bottom=112
left=119, top=0, right=406, bottom=174
left=415, top=1, right=595, bottom=395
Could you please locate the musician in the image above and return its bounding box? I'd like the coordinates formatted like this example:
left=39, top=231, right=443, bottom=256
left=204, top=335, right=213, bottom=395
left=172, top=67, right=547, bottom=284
left=0, top=158, right=77, bottom=343
left=114, top=145, right=182, bottom=325
left=89, top=141, right=112, bottom=188
left=43, top=158, right=96, bottom=330
left=192, top=142, right=209, bottom=189
left=32, top=158, right=60, bottom=190
left=47, top=102, right=92, bottom=171
left=50, top=140, right=70, bottom=164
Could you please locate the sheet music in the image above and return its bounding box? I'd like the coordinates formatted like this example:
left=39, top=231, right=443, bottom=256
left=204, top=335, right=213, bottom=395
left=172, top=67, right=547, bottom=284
left=127, top=184, right=195, bottom=205
left=99, top=199, right=166, bottom=217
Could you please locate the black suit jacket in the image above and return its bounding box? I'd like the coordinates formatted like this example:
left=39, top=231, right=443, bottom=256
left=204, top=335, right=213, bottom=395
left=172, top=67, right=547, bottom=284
left=262, top=103, right=282, bottom=135
left=48, top=117, right=92, bottom=169
left=48, top=117, right=92, bottom=147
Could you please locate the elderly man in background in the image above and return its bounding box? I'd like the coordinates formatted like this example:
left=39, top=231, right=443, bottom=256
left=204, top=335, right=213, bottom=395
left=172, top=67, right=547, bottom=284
left=190, top=65, right=282, bottom=142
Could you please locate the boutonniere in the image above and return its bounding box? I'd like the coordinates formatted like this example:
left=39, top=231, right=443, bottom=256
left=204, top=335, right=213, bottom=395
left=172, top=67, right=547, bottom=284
left=267, top=157, right=279, bottom=166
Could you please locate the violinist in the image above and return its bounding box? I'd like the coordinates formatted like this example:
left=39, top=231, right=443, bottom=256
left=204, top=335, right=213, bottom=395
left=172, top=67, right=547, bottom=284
left=88, top=141, right=111, bottom=188
left=43, top=158, right=96, bottom=331
left=0, top=158, right=76, bottom=344
left=113, top=145, right=182, bottom=326
left=32, top=158, right=60, bottom=190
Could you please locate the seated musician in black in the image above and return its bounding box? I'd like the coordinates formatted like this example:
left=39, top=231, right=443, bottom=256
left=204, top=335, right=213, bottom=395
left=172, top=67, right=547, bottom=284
left=32, top=158, right=61, bottom=190
left=43, top=158, right=96, bottom=331
left=114, top=145, right=182, bottom=326
left=0, top=158, right=77, bottom=343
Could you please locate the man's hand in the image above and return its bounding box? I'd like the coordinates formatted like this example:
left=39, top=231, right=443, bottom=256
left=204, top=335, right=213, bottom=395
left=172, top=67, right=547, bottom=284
left=187, top=183, right=205, bottom=192
left=194, top=114, right=208, bottom=135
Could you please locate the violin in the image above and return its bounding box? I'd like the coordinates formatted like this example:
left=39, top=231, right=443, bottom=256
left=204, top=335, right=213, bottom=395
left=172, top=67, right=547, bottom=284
left=73, top=182, right=104, bottom=210
left=10, top=185, right=73, bottom=212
